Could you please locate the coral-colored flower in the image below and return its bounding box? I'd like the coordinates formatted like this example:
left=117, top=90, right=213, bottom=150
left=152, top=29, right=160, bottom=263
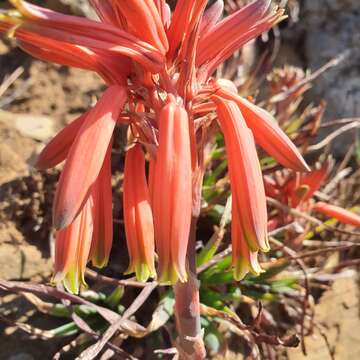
left=152, top=97, right=192, bottom=283
left=232, top=200, right=263, bottom=280
left=313, top=202, right=360, bottom=227
left=197, top=0, right=285, bottom=77
left=109, top=1, right=169, bottom=54
left=0, top=0, right=307, bottom=287
left=212, top=95, right=269, bottom=278
left=53, top=85, right=126, bottom=230
left=54, top=196, right=93, bottom=294
left=89, top=143, right=114, bottom=268
left=123, top=144, right=156, bottom=282
left=212, top=95, right=269, bottom=252
left=216, top=86, right=310, bottom=172
left=265, top=158, right=360, bottom=230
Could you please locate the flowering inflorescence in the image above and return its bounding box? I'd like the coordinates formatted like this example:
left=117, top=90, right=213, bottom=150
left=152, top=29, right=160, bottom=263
left=0, top=0, right=311, bottom=293
left=265, top=158, right=360, bottom=233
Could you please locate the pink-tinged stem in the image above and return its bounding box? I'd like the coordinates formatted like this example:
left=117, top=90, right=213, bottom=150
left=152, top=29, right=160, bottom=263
left=174, top=172, right=206, bottom=359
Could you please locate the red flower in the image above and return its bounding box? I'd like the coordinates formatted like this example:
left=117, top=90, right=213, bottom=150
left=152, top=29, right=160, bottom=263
left=0, top=0, right=308, bottom=288
left=152, top=97, right=192, bottom=283
left=212, top=95, right=269, bottom=279
left=123, top=144, right=156, bottom=282
left=313, top=202, right=360, bottom=227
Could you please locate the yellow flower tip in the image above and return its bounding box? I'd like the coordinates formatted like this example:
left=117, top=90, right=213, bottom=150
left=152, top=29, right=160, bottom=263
left=233, top=261, right=264, bottom=282
left=50, top=267, right=87, bottom=294
left=0, top=12, right=23, bottom=38
left=124, top=261, right=156, bottom=283
left=90, top=254, right=110, bottom=270
left=233, top=263, right=249, bottom=282
left=250, top=263, right=265, bottom=277
left=260, top=239, right=271, bottom=253
left=0, top=9, right=23, bottom=21
left=62, top=265, right=87, bottom=294
left=136, top=263, right=156, bottom=283
left=158, top=264, right=187, bottom=285
left=276, top=12, right=288, bottom=25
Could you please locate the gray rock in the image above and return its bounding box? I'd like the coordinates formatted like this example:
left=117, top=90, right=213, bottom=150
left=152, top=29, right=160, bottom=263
left=8, top=354, right=34, bottom=360
left=303, top=0, right=360, bottom=155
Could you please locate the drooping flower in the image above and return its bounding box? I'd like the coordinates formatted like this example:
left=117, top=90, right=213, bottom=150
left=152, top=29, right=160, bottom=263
left=215, top=86, right=310, bottom=172
left=89, top=143, right=114, bottom=269
left=265, top=159, right=360, bottom=230
left=232, top=199, right=263, bottom=281
left=212, top=95, right=269, bottom=278
left=152, top=97, right=192, bottom=284
left=0, top=0, right=308, bottom=287
left=53, top=196, right=93, bottom=294
left=53, top=85, right=126, bottom=230
left=123, top=143, right=156, bottom=282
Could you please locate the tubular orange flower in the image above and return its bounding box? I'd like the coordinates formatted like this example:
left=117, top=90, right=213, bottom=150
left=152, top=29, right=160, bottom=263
left=54, top=197, right=93, bottom=294
left=313, top=202, right=360, bottom=227
left=53, top=85, right=126, bottom=230
left=232, top=199, right=263, bottom=280
left=89, top=0, right=124, bottom=28
left=197, top=0, right=270, bottom=64
left=0, top=0, right=300, bottom=288
left=166, top=0, right=195, bottom=60
left=111, top=0, right=168, bottom=54
left=212, top=95, right=269, bottom=259
left=197, top=0, right=285, bottom=76
left=1, top=2, right=165, bottom=74
left=152, top=97, right=192, bottom=284
left=153, top=0, right=171, bottom=27
left=148, top=158, right=156, bottom=206
left=123, top=144, right=156, bottom=282
left=216, top=86, right=310, bottom=172
left=199, top=0, right=224, bottom=37
left=89, top=144, right=114, bottom=268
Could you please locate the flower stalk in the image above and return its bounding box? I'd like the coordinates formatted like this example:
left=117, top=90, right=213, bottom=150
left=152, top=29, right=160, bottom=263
left=174, top=166, right=206, bottom=359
